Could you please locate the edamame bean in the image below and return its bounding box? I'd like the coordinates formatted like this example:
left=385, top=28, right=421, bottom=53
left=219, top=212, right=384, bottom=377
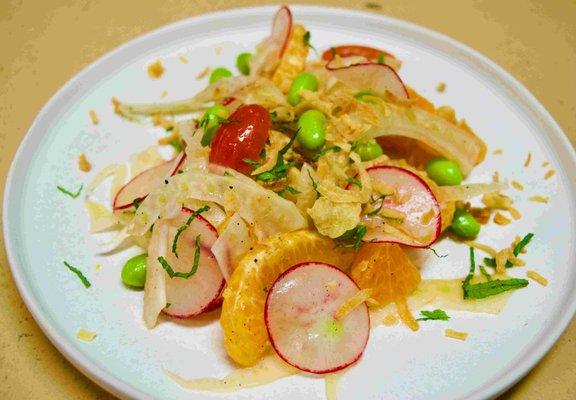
left=426, top=157, right=463, bottom=186
left=236, top=52, right=252, bottom=76
left=200, top=104, right=230, bottom=146
left=287, top=72, right=319, bottom=106
left=355, top=140, right=384, bottom=161
left=297, top=110, right=326, bottom=151
left=209, top=67, right=232, bottom=84
left=121, top=253, right=147, bottom=288
left=451, top=209, right=480, bottom=239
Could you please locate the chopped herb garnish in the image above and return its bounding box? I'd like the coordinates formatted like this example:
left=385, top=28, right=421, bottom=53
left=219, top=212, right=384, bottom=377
left=478, top=264, right=492, bottom=281
left=165, top=303, right=171, bottom=308
left=346, top=177, right=362, bottom=188
left=242, top=158, right=261, bottom=168
left=427, top=247, right=448, bottom=258
left=171, top=205, right=210, bottom=258
left=170, top=138, right=183, bottom=152
left=337, top=225, right=367, bottom=250
left=270, top=111, right=278, bottom=120
left=246, top=133, right=297, bottom=182
left=165, top=126, right=174, bottom=132
left=159, top=235, right=201, bottom=279
left=464, top=278, right=529, bottom=299
left=416, top=309, right=450, bottom=321
left=223, top=171, right=233, bottom=177
left=277, top=186, right=301, bottom=198
left=353, top=91, right=378, bottom=104
left=303, top=31, right=317, bottom=53
left=132, top=197, right=143, bottom=210
left=484, top=233, right=534, bottom=268
left=307, top=170, right=320, bottom=198
left=57, top=184, right=83, bottom=199
left=63, top=261, right=91, bottom=288
left=312, top=146, right=341, bottom=162
left=377, top=54, right=385, bottom=64
left=463, top=247, right=528, bottom=299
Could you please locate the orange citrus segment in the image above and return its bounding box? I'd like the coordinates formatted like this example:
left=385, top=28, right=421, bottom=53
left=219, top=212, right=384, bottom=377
left=220, top=230, right=355, bottom=367
left=350, top=242, right=421, bottom=305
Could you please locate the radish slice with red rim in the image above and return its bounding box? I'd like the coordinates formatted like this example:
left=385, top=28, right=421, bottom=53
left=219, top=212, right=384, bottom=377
left=113, top=152, right=186, bottom=210
left=250, top=6, right=293, bottom=76
left=326, top=61, right=409, bottom=100
left=161, top=207, right=225, bottom=318
left=265, top=262, right=370, bottom=374
left=363, top=166, right=441, bottom=247
left=272, top=5, right=293, bottom=58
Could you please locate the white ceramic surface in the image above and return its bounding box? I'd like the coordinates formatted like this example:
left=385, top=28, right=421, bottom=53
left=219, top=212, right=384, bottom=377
left=4, top=5, right=576, bottom=400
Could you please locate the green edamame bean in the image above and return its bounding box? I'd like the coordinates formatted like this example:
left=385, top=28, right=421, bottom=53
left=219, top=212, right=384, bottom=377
left=355, top=140, right=384, bottom=161
left=236, top=52, right=252, bottom=76
left=451, top=209, right=480, bottom=239
left=200, top=104, right=230, bottom=147
left=209, top=67, right=232, bottom=84
left=426, top=157, right=463, bottom=186
left=287, top=72, right=319, bottom=106
left=297, top=110, right=326, bottom=151
left=121, top=253, right=147, bottom=288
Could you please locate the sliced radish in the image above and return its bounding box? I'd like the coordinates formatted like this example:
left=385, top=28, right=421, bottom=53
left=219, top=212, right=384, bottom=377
left=250, top=6, right=293, bottom=76
left=326, top=62, right=409, bottom=100
left=265, top=262, right=370, bottom=374
left=161, top=207, right=225, bottom=318
left=113, top=152, right=186, bottom=210
left=321, top=45, right=396, bottom=62
left=363, top=166, right=441, bottom=247
left=271, top=5, right=293, bottom=58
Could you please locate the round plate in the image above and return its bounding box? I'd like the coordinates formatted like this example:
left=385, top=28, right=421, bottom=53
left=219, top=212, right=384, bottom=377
left=4, top=5, right=576, bottom=400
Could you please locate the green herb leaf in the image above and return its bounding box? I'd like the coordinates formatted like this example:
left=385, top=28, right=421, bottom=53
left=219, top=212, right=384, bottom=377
left=251, top=133, right=297, bottom=182
left=346, top=177, right=362, bottom=188
left=337, top=225, right=367, bottom=250
left=57, top=184, right=83, bottom=199
left=242, top=158, right=262, bottom=168
left=159, top=235, right=201, bottom=279
left=132, top=197, right=143, bottom=210
left=427, top=247, right=448, bottom=258
left=484, top=233, right=534, bottom=268
left=170, top=138, right=183, bottom=152
left=307, top=169, right=320, bottom=198
left=303, top=31, right=317, bottom=53
left=416, top=309, right=450, bottom=321
left=171, top=205, right=210, bottom=258
left=478, top=264, right=492, bottom=281
left=165, top=303, right=171, bottom=308
left=464, top=278, right=529, bottom=299
left=377, top=54, right=385, bottom=64
left=312, top=146, right=341, bottom=162
left=277, top=186, right=301, bottom=198
left=463, top=247, right=528, bottom=299
left=63, top=261, right=91, bottom=288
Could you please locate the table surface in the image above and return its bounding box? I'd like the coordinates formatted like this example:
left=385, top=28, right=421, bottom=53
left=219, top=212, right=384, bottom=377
left=0, top=0, right=574, bottom=399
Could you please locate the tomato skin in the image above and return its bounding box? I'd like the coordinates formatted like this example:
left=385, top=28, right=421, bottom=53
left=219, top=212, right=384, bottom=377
left=209, top=104, right=271, bottom=174
left=321, top=45, right=394, bottom=62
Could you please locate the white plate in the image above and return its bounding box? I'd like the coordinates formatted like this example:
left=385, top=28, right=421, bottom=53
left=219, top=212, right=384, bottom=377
left=4, top=5, right=576, bottom=400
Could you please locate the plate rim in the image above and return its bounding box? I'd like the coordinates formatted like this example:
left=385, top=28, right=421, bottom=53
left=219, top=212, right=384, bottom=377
left=3, top=5, right=576, bottom=400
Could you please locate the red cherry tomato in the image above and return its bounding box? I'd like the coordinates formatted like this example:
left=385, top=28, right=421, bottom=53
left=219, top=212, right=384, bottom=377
left=209, top=104, right=271, bottom=174
left=321, top=45, right=394, bottom=62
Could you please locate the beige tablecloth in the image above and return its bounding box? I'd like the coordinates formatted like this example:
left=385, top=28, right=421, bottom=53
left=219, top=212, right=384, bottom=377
left=0, top=0, right=574, bottom=398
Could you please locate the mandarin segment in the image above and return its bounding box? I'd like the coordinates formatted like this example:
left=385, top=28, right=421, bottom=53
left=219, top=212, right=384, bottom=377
left=350, top=242, right=421, bottom=305
left=220, top=230, right=355, bottom=367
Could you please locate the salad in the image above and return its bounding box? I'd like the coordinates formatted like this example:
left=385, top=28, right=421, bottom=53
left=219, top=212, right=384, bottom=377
left=79, top=5, right=547, bottom=398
